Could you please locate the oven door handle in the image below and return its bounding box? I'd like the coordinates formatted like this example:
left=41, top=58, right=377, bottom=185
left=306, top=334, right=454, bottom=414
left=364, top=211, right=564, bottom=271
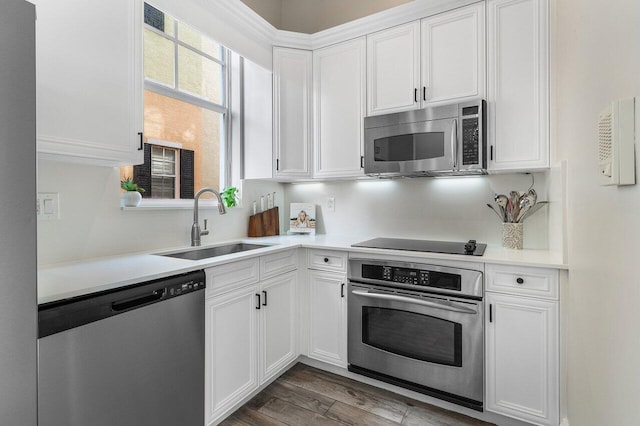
left=351, top=290, right=477, bottom=315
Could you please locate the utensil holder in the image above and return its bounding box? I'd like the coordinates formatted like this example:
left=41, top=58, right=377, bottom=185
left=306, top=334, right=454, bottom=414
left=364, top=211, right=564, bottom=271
left=502, top=222, right=523, bottom=249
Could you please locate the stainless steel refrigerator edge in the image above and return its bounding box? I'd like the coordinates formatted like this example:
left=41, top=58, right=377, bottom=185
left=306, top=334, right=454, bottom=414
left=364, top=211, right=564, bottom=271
left=0, top=0, right=37, bottom=424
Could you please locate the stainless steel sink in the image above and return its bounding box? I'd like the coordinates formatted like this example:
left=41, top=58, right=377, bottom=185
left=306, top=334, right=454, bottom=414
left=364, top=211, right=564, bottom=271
left=157, top=243, right=270, bottom=261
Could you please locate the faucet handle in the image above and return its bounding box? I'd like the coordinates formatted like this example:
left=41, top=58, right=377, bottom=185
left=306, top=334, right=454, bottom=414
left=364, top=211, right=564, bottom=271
left=201, top=219, right=210, bottom=237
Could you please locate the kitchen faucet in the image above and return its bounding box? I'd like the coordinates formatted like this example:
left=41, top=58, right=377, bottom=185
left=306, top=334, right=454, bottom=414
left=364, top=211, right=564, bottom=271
left=191, top=187, right=226, bottom=246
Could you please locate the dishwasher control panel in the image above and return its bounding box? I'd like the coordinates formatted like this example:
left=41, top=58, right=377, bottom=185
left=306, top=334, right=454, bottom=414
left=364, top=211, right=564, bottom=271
left=168, top=277, right=205, bottom=296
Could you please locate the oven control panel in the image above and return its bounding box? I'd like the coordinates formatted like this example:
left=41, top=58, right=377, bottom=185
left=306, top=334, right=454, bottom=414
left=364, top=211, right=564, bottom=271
left=364, top=264, right=461, bottom=291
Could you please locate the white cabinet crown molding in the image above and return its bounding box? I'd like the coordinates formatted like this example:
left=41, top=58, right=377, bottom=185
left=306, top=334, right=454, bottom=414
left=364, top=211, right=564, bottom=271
left=219, top=0, right=483, bottom=55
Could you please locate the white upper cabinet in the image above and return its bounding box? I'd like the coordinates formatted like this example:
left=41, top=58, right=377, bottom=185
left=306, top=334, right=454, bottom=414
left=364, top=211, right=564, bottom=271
left=35, top=0, right=143, bottom=166
left=243, top=59, right=273, bottom=180
left=273, top=47, right=313, bottom=178
left=421, top=3, right=485, bottom=105
left=367, top=4, right=484, bottom=116
left=367, top=22, right=421, bottom=116
left=313, top=38, right=366, bottom=178
left=487, top=0, right=549, bottom=171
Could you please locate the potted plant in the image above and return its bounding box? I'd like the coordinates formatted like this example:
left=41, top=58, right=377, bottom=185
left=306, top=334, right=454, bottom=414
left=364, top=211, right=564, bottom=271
left=220, top=186, right=239, bottom=208
left=120, top=177, right=145, bottom=207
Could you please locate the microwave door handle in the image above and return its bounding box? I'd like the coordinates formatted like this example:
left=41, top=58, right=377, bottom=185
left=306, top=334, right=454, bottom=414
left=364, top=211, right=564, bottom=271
left=351, top=290, right=477, bottom=315
left=451, top=119, right=458, bottom=169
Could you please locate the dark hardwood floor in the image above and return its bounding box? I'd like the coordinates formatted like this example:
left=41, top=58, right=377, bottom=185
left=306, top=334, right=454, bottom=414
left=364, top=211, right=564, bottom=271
left=221, top=363, right=494, bottom=426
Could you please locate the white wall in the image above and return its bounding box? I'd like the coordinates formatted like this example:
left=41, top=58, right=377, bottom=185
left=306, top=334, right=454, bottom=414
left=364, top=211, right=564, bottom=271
left=284, top=173, right=550, bottom=248
left=553, top=0, right=640, bottom=424
left=37, top=160, right=283, bottom=265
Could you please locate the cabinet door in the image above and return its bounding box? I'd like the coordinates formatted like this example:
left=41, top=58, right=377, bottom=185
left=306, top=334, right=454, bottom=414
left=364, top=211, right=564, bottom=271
left=35, top=0, right=143, bottom=166
left=205, top=286, right=259, bottom=425
left=273, top=47, right=313, bottom=178
left=486, top=293, right=558, bottom=426
left=308, top=270, right=347, bottom=367
left=421, top=3, right=485, bottom=105
left=487, top=0, right=549, bottom=171
left=313, top=38, right=366, bottom=178
left=260, top=271, right=297, bottom=383
left=243, top=58, right=273, bottom=179
left=367, top=21, right=421, bottom=116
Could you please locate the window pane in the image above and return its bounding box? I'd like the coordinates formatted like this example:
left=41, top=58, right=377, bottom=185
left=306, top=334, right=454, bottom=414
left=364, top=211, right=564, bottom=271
left=144, top=90, right=222, bottom=195
left=144, top=28, right=175, bottom=86
left=165, top=149, right=176, bottom=161
left=163, top=161, right=175, bottom=175
left=177, top=22, right=221, bottom=60
left=144, top=3, right=175, bottom=36
left=151, top=176, right=175, bottom=199
left=151, top=160, right=163, bottom=175
left=178, top=46, right=223, bottom=104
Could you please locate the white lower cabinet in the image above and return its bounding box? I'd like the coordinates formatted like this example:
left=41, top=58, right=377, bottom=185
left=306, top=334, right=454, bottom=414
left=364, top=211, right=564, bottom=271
left=308, top=269, right=347, bottom=367
left=485, top=292, right=559, bottom=426
left=260, top=271, right=297, bottom=383
left=205, top=255, right=297, bottom=425
left=205, top=285, right=259, bottom=425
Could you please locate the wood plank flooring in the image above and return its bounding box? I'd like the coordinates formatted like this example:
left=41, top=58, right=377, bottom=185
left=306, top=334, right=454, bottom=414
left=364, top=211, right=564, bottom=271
left=221, top=363, right=494, bottom=426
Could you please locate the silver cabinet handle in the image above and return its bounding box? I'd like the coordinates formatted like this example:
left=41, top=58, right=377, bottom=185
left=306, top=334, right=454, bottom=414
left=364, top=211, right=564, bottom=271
left=351, top=289, right=477, bottom=315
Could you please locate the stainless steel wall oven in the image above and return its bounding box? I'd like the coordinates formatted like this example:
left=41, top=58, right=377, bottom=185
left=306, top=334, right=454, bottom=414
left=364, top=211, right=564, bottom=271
left=348, top=259, right=484, bottom=411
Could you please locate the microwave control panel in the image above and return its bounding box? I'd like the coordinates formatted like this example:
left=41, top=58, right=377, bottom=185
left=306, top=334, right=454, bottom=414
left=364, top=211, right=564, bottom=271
left=461, top=105, right=480, bottom=166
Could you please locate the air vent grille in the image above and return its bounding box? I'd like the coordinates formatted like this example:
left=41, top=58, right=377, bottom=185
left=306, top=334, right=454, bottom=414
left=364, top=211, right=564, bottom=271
left=598, top=112, right=612, bottom=162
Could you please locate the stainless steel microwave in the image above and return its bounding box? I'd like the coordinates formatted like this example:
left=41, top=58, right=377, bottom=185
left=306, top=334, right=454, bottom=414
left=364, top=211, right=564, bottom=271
left=363, top=100, right=486, bottom=177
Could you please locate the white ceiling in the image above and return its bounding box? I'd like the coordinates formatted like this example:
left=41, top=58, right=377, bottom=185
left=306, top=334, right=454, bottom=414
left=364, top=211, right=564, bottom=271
left=240, top=0, right=414, bottom=33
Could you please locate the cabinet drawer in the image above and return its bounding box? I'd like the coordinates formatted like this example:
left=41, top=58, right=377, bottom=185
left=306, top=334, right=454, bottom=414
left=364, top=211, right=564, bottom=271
left=307, top=250, right=348, bottom=273
left=486, top=264, right=558, bottom=300
left=205, top=258, right=260, bottom=298
left=260, top=250, right=297, bottom=280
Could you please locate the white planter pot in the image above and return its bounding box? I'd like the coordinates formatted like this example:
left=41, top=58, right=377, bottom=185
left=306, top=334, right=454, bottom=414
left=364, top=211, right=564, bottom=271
left=121, top=191, right=142, bottom=207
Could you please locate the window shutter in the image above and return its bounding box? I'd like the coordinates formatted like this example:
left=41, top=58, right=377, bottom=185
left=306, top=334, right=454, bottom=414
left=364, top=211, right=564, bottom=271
left=180, top=149, right=195, bottom=199
left=133, top=143, right=152, bottom=198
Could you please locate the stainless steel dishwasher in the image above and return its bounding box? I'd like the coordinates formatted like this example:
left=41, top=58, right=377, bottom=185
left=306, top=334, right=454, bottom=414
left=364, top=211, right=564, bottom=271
left=38, top=270, right=205, bottom=426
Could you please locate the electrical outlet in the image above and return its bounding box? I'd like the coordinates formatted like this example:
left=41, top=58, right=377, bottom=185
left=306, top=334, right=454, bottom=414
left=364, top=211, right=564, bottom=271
left=327, top=197, right=335, bottom=212
left=37, top=192, right=60, bottom=220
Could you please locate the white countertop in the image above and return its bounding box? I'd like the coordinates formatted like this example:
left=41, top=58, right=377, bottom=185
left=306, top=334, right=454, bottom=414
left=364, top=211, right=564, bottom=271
left=38, top=234, right=567, bottom=305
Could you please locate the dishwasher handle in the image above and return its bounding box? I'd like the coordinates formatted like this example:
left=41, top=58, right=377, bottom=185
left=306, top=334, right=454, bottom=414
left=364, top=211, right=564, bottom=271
left=112, top=289, right=166, bottom=312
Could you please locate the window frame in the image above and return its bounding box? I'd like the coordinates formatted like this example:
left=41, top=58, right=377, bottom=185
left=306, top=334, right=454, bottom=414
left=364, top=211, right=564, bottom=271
left=141, top=4, right=232, bottom=204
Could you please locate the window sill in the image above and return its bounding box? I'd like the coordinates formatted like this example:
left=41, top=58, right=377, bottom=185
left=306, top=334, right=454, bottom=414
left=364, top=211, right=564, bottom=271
left=120, top=199, right=230, bottom=211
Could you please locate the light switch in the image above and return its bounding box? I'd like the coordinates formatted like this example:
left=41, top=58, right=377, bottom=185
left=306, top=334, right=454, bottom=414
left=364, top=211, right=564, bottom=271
left=327, top=197, right=335, bottom=212
left=38, top=192, right=59, bottom=220
left=44, top=198, right=54, bottom=214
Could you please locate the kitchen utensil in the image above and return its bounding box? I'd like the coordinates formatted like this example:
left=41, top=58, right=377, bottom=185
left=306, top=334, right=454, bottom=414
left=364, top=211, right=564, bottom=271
left=510, top=191, right=521, bottom=223
left=520, top=201, right=547, bottom=222
left=494, top=194, right=508, bottom=221
left=487, top=204, right=503, bottom=220
left=516, top=197, right=531, bottom=223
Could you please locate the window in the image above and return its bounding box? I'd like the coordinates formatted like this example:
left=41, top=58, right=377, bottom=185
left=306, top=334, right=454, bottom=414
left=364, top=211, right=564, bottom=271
left=151, top=146, right=177, bottom=199
left=121, top=3, right=229, bottom=200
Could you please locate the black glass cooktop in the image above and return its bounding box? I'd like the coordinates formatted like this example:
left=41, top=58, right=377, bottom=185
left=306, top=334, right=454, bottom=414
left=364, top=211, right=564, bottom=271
left=351, top=238, right=487, bottom=256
